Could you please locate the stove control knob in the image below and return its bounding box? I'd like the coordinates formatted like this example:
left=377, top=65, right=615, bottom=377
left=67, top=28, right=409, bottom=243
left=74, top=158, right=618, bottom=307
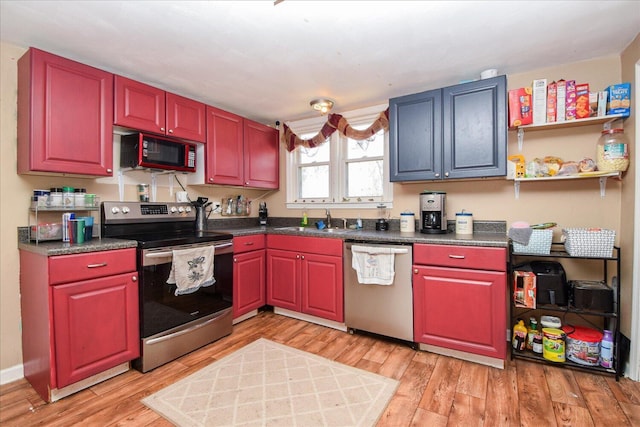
left=185, top=206, right=192, bottom=213
left=170, top=206, right=178, bottom=213
left=178, top=206, right=185, bottom=213
left=121, top=206, right=130, bottom=214
left=111, top=207, right=120, bottom=214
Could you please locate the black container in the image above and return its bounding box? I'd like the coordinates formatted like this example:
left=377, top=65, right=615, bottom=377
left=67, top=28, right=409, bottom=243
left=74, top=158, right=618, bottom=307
left=570, top=280, right=614, bottom=312
left=516, top=261, right=568, bottom=306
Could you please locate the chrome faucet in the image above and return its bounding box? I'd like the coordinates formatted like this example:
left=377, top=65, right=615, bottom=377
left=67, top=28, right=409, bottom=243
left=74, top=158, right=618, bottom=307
left=325, top=209, right=332, bottom=228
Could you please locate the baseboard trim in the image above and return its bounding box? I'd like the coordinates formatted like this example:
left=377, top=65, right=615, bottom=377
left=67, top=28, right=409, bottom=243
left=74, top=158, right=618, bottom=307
left=273, top=307, right=347, bottom=332
left=0, top=364, right=24, bottom=386
left=419, top=343, right=505, bottom=369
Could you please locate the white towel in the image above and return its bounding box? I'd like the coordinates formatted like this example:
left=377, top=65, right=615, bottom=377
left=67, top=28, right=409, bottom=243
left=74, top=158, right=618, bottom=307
left=166, top=245, right=216, bottom=296
left=351, top=245, right=406, bottom=285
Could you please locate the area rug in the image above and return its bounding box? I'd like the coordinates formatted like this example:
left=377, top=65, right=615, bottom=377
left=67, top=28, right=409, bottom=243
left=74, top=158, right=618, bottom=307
left=142, top=338, right=399, bottom=427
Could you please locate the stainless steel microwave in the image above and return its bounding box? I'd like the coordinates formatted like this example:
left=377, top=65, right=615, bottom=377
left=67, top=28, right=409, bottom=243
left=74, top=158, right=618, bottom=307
left=120, top=133, right=196, bottom=172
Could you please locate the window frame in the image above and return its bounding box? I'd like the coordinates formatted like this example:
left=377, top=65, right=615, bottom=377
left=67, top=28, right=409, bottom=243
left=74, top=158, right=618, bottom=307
left=285, top=103, right=393, bottom=210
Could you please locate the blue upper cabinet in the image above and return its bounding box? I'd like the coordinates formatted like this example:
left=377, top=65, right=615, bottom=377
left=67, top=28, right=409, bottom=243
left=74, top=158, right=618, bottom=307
left=390, top=75, right=507, bottom=182
left=389, top=88, right=442, bottom=181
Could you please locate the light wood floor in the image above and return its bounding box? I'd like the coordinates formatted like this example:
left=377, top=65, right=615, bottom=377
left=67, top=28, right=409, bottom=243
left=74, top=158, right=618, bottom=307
left=1, top=310, right=639, bottom=426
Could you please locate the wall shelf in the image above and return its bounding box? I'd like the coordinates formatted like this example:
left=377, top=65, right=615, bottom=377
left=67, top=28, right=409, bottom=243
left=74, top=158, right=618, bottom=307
left=508, top=171, right=622, bottom=199
left=512, top=114, right=626, bottom=151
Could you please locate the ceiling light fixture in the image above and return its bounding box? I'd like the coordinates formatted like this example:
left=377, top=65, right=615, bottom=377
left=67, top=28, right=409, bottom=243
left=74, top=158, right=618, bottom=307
left=310, top=98, right=334, bottom=115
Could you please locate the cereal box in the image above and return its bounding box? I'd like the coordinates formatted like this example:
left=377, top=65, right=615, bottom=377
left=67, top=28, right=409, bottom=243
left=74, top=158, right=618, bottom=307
left=514, top=270, right=536, bottom=309
left=565, top=80, right=576, bottom=120
left=607, top=83, right=631, bottom=117
left=508, top=87, right=532, bottom=128
left=546, top=81, right=557, bottom=123
left=532, top=79, right=547, bottom=124
left=556, top=79, right=566, bottom=121
left=575, top=83, right=590, bottom=119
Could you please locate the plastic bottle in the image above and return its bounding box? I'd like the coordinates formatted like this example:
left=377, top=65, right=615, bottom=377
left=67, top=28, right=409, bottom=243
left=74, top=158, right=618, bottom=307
left=600, top=329, right=614, bottom=368
left=301, top=212, right=308, bottom=227
left=356, top=217, right=362, bottom=229
left=512, top=319, right=527, bottom=352
left=526, top=317, right=538, bottom=351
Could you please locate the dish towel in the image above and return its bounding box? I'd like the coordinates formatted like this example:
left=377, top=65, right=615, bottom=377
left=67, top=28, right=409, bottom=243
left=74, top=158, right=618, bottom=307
left=351, top=245, right=408, bottom=285
left=166, top=245, right=215, bottom=296
left=508, top=227, right=533, bottom=245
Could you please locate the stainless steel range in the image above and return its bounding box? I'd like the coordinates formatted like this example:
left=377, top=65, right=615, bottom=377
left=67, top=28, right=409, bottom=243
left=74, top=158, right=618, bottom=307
left=101, top=201, right=233, bottom=373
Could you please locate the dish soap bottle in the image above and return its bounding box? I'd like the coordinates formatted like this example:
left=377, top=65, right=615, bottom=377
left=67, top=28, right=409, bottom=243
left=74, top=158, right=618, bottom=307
left=301, top=212, right=308, bottom=227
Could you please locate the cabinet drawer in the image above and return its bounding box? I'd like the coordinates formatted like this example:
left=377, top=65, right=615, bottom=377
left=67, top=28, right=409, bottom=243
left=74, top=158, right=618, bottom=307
left=414, top=244, right=506, bottom=271
left=234, top=234, right=266, bottom=254
left=49, top=248, right=136, bottom=285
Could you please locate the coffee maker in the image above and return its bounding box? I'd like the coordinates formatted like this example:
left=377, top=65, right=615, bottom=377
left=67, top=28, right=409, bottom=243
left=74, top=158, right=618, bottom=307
left=258, top=202, right=268, bottom=225
left=420, top=191, right=447, bottom=234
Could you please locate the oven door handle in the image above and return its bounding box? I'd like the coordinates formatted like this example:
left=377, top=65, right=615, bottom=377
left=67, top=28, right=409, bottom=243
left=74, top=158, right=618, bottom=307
left=144, top=242, right=233, bottom=259
left=145, top=311, right=228, bottom=345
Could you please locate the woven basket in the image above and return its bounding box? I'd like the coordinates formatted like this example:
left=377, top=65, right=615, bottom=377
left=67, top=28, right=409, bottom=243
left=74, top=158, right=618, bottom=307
left=563, top=228, right=615, bottom=257
left=512, top=229, right=553, bottom=255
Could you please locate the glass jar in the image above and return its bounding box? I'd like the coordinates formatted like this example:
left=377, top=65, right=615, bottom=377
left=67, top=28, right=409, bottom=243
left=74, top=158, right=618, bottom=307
left=62, top=186, right=75, bottom=208
left=596, top=128, right=629, bottom=172
left=74, top=188, right=86, bottom=207
left=49, top=187, right=63, bottom=207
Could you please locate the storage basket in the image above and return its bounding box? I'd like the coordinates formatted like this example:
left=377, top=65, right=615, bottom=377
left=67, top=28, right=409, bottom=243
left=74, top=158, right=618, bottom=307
left=563, top=228, right=615, bottom=257
left=512, top=229, right=553, bottom=255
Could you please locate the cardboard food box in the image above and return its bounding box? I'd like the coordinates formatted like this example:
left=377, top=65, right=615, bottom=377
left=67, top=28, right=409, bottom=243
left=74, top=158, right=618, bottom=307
left=597, top=91, right=608, bottom=116
left=532, top=79, right=547, bottom=125
left=514, top=270, right=536, bottom=308
left=508, top=87, right=533, bottom=128
left=546, top=81, right=557, bottom=123
left=589, top=92, right=598, bottom=117
left=607, top=83, right=631, bottom=116
left=575, top=83, right=590, bottom=119
left=556, top=79, right=567, bottom=121
left=565, top=80, right=576, bottom=120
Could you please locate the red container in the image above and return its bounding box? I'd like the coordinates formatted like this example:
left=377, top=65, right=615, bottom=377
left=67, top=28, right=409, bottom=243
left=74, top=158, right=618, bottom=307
left=562, top=325, right=603, bottom=366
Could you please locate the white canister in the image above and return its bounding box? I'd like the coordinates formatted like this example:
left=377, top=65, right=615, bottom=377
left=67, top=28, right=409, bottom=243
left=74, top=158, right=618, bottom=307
left=400, top=212, right=415, bottom=233
left=455, top=210, right=473, bottom=235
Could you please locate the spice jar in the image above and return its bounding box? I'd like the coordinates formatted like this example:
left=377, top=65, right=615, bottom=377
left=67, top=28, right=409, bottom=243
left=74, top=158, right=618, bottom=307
left=74, top=188, right=86, bottom=207
left=62, top=186, right=75, bottom=208
left=597, top=128, right=629, bottom=172
left=49, top=187, right=63, bottom=207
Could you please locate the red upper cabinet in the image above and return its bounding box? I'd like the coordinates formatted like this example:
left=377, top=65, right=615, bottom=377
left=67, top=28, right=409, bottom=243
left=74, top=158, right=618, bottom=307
left=18, top=48, right=114, bottom=176
left=113, top=76, right=165, bottom=134
left=205, top=106, right=245, bottom=186
left=114, top=75, right=206, bottom=143
left=243, top=119, right=279, bottom=189
left=204, top=106, right=279, bottom=189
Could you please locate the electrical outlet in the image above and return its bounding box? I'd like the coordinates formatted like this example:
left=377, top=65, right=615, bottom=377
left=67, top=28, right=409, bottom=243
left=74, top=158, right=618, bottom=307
left=212, top=202, right=221, bottom=214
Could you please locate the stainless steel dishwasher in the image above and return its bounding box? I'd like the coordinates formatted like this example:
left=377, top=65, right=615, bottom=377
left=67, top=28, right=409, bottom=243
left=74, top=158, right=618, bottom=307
left=344, top=240, right=414, bottom=344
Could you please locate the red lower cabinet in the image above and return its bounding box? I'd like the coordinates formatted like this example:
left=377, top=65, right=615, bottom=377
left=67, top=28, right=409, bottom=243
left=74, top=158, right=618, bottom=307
left=413, top=244, right=507, bottom=360
left=20, top=248, right=139, bottom=402
left=267, top=235, right=343, bottom=322
left=233, top=235, right=266, bottom=319
left=52, top=273, right=139, bottom=388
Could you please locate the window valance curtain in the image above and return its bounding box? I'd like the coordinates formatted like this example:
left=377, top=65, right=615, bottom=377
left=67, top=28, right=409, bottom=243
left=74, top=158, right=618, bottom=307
left=282, top=108, right=389, bottom=152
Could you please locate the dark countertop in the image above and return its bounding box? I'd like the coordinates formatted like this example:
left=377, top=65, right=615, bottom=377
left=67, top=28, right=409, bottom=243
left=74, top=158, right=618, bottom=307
left=18, top=238, right=138, bottom=256
left=215, top=225, right=509, bottom=248
left=17, top=219, right=509, bottom=256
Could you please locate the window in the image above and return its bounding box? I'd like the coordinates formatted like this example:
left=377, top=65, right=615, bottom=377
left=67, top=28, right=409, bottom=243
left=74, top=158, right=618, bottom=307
left=286, top=104, right=392, bottom=209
